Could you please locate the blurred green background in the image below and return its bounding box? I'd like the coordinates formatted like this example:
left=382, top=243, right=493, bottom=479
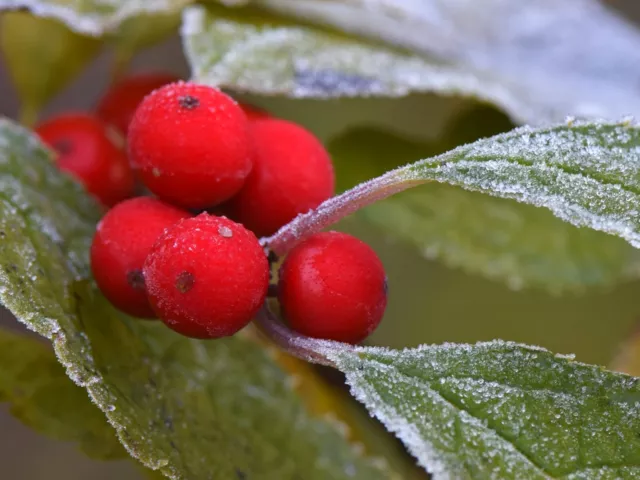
left=1, top=1, right=640, bottom=478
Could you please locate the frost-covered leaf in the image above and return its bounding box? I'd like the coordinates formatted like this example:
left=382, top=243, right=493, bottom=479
left=245, top=0, right=640, bottom=122
left=0, top=11, right=101, bottom=124
left=181, top=4, right=554, bottom=124
left=0, top=117, right=391, bottom=479
left=401, top=120, right=640, bottom=249
left=329, top=127, right=640, bottom=292
left=0, top=326, right=125, bottom=459
left=0, top=0, right=191, bottom=35
left=314, top=340, right=640, bottom=479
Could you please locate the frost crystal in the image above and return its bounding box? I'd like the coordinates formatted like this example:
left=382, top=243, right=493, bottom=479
left=405, top=120, right=640, bottom=249
left=312, top=340, right=640, bottom=479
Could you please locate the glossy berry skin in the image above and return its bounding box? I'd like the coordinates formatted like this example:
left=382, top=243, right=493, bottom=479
left=227, top=118, right=335, bottom=237
left=36, top=113, right=135, bottom=207
left=90, top=197, right=190, bottom=318
left=278, top=231, right=387, bottom=344
left=96, top=72, right=178, bottom=135
left=128, top=82, right=252, bottom=209
left=143, top=213, right=269, bottom=339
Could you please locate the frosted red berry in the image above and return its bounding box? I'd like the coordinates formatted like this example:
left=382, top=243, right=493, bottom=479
left=227, top=118, right=335, bottom=237
left=143, top=213, right=269, bottom=339
left=128, top=82, right=253, bottom=209
left=96, top=72, right=178, bottom=135
left=278, top=231, right=387, bottom=344
left=36, top=113, right=135, bottom=207
left=90, top=197, right=190, bottom=318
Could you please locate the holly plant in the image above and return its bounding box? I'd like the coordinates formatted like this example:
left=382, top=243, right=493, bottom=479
left=2, top=1, right=640, bottom=480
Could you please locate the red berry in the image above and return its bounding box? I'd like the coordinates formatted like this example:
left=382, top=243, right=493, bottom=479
left=96, top=72, right=178, bottom=135
left=128, top=82, right=253, bottom=209
left=278, top=231, right=387, bottom=344
left=36, top=113, right=135, bottom=207
left=90, top=197, right=190, bottom=318
left=227, top=118, right=335, bottom=237
left=143, top=213, right=269, bottom=339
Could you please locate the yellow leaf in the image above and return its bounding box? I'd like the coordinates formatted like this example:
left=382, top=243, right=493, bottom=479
left=0, top=12, right=101, bottom=125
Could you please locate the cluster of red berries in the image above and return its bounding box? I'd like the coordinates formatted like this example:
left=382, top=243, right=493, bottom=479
left=35, top=73, right=388, bottom=344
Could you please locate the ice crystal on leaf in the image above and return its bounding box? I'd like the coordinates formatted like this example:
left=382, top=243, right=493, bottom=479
left=307, top=340, right=640, bottom=480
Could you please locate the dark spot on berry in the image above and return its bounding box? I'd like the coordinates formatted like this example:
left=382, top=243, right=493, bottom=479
left=52, top=138, right=73, bottom=155
left=178, top=95, right=200, bottom=110
left=235, top=469, right=247, bottom=479
left=126, top=269, right=145, bottom=290
left=175, top=271, right=195, bottom=293
left=383, top=276, right=389, bottom=295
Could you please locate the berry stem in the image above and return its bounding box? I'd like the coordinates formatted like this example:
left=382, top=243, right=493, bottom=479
left=263, top=169, right=427, bottom=256
left=254, top=305, right=347, bottom=367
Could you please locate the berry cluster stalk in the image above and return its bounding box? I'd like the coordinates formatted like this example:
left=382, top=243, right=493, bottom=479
left=258, top=168, right=429, bottom=362
left=264, top=169, right=427, bottom=256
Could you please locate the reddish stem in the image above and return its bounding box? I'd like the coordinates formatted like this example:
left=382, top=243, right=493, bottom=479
left=257, top=169, right=427, bottom=362
left=254, top=305, right=345, bottom=367
left=263, top=170, right=426, bottom=256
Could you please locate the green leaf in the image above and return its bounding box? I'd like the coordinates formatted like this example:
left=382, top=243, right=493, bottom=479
left=181, top=4, right=554, bottom=124
left=314, top=340, right=640, bottom=479
left=0, top=327, right=126, bottom=459
left=183, top=1, right=640, bottom=123
left=0, top=12, right=102, bottom=125
left=400, top=120, right=640, bottom=249
left=0, top=117, right=392, bottom=479
left=1, top=0, right=191, bottom=35
left=329, top=126, right=640, bottom=292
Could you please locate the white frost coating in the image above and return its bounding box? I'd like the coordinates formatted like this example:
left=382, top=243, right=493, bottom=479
left=256, top=0, right=640, bottom=121
left=0, top=0, right=188, bottom=35
left=180, top=5, right=552, bottom=124
left=400, top=119, right=640, bottom=248
left=310, top=339, right=640, bottom=478
left=340, top=371, right=455, bottom=479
